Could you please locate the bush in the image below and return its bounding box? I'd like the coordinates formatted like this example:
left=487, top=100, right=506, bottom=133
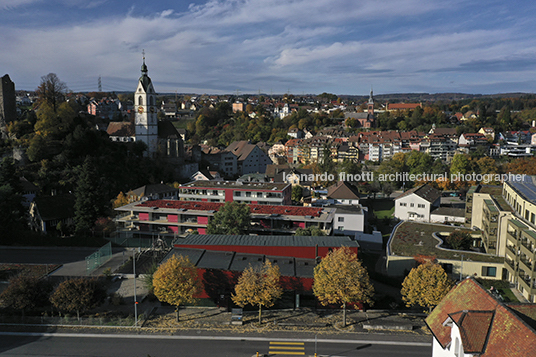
left=445, top=231, right=472, bottom=250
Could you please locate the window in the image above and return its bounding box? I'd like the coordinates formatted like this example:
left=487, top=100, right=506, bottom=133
left=234, top=192, right=241, bottom=197
left=338, top=217, right=344, bottom=222
left=338, top=226, right=344, bottom=231
left=400, top=202, right=407, bottom=207
left=410, top=203, right=414, bottom=207
left=138, top=96, right=143, bottom=105
left=418, top=204, right=425, bottom=209
left=482, top=266, right=497, bottom=277
left=532, top=213, right=535, bottom=224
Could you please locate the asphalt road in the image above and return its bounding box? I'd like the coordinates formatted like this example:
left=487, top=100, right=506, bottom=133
left=0, top=247, right=109, bottom=264
left=0, top=332, right=432, bottom=357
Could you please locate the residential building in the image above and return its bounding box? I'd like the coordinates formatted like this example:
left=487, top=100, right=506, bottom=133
left=322, top=181, right=361, bottom=205
left=426, top=278, right=536, bottom=357
left=232, top=102, right=245, bottom=112
left=190, top=170, right=223, bottom=181
left=287, top=128, right=304, bottom=139
left=106, top=122, right=136, bottom=142
left=502, top=175, right=536, bottom=301
left=386, top=222, right=505, bottom=279
left=87, top=97, right=121, bottom=120
left=225, top=141, right=273, bottom=175
left=465, top=185, right=514, bottom=256
left=178, top=180, right=292, bottom=205
left=429, top=207, right=465, bottom=224
left=114, top=200, right=336, bottom=236
left=29, top=194, right=75, bottom=234
left=329, top=204, right=366, bottom=236
left=127, top=183, right=179, bottom=202
left=478, top=127, right=495, bottom=140
left=394, top=184, right=441, bottom=222
left=284, top=139, right=302, bottom=164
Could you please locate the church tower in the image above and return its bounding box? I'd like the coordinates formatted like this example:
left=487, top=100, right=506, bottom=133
left=134, top=51, right=158, bottom=156
left=367, top=87, right=374, bottom=116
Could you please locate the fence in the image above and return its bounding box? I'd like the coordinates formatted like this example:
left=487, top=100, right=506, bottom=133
left=85, top=242, right=112, bottom=274
left=0, top=314, right=141, bottom=327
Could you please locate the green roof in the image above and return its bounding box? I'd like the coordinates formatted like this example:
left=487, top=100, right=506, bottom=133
left=509, top=219, right=528, bottom=229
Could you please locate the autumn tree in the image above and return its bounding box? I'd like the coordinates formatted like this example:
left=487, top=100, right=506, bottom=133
left=50, top=278, right=106, bottom=320
left=232, top=260, right=282, bottom=324
left=0, top=276, right=52, bottom=316
left=153, top=255, right=201, bottom=322
left=206, top=201, right=251, bottom=235
left=401, top=263, right=453, bottom=312
left=113, top=191, right=129, bottom=208
left=313, top=247, right=374, bottom=326
left=36, top=73, right=68, bottom=112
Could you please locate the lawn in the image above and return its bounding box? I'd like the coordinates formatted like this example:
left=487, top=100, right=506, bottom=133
left=370, top=199, right=394, bottom=219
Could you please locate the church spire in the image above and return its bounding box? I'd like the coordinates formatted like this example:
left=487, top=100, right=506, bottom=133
left=141, top=49, right=148, bottom=75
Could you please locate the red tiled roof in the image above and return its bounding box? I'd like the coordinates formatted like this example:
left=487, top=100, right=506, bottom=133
left=426, top=278, right=536, bottom=356
left=448, top=310, right=494, bottom=353
left=387, top=103, right=421, bottom=110
left=136, top=200, right=323, bottom=217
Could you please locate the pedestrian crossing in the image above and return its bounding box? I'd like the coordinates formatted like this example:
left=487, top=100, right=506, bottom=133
left=268, top=341, right=305, bottom=355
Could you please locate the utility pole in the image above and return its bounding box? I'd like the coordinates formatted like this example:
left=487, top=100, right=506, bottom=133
left=133, top=249, right=138, bottom=327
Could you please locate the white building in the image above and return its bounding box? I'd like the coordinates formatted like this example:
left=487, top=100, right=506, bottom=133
left=394, top=184, right=441, bottom=222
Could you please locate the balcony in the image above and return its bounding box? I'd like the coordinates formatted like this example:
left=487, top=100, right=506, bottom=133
left=505, top=259, right=515, bottom=272
left=519, top=258, right=534, bottom=272
left=518, top=276, right=536, bottom=295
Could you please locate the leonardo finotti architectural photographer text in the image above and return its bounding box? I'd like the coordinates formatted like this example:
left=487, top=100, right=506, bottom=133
left=284, top=171, right=526, bottom=184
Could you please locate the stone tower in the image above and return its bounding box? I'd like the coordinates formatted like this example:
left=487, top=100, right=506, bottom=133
left=0, top=74, right=16, bottom=139
left=134, top=52, right=158, bottom=156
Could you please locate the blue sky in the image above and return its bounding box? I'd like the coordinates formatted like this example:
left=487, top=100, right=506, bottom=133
left=2, top=0, right=536, bottom=95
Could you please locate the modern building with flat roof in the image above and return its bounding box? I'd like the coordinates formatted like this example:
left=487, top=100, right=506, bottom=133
left=178, top=180, right=292, bottom=205
left=502, top=176, right=536, bottom=302
left=173, top=234, right=359, bottom=259
left=115, top=199, right=335, bottom=236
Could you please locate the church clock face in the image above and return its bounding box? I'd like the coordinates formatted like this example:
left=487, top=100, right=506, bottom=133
left=138, top=106, right=144, bottom=114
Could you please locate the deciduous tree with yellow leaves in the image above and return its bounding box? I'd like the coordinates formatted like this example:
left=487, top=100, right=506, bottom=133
left=401, top=262, right=453, bottom=312
left=313, top=247, right=374, bottom=327
left=153, top=255, right=201, bottom=322
left=232, top=260, right=282, bottom=324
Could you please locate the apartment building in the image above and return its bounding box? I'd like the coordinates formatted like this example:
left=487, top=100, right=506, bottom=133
left=178, top=180, right=292, bottom=205
left=114, top=200, right=335, bottom=236
left=502, top=175, right=536, bottom=301
left=465, top=185, right=514, bottom=256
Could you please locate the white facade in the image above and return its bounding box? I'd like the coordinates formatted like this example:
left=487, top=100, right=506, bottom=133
left=432, top=319, right=470, bottom=357
left=134, top=58, right=158, bottom=155
left=333, top=206, right=366, bottom=235
left=395, top=194, right=438, bottom=222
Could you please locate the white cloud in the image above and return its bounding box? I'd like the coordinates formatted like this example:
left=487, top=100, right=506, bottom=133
left=0, top=0, right=535, bottom=93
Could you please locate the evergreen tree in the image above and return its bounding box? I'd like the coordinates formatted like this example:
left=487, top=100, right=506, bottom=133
left=73, top=157, right=104, bottom=235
